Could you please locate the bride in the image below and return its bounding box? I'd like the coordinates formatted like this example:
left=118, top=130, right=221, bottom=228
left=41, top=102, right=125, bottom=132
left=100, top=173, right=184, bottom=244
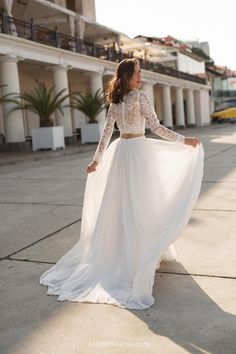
left=40, top=58, right=204, bottom=310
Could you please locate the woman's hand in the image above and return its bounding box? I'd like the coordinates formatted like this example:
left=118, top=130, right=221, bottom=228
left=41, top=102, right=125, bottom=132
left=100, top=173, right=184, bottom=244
left=87, top=161, right=99, bottom=174
left=184, top=137, right=201, bottom=148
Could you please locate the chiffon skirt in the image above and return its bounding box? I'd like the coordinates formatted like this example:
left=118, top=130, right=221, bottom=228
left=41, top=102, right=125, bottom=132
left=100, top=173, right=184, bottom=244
left=39, top=136, right=204, bottom=309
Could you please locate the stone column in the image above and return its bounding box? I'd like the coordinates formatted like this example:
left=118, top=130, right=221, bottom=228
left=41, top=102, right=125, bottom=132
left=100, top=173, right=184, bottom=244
left=142, top=81, right=154, bottom=107
left=90, top=71, right=106, bottom=124
left=186, top=89, right=196, bottom=126
left=162, top=84, right=173, bottom=128
left=52, top=65, right=73, bottom=137
left=194, top=89, right=210, bottom=127
left=3, top=0, right=13, bottom=15
left=175, top=86, right=185, bottom=128
left=0, top=56, right=25, bottom=142
left=69, top=15, right=75, bottom=37
left=75, top=17, right=85, bottom=40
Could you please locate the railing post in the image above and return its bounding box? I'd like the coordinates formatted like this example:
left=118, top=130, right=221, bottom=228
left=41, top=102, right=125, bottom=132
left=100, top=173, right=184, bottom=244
left=30, top=18, right=36, bottom=41
left=107, top=47, right=112, bottom=61
left=2, top=11, right=9, bottom=34
left=75, top=36, right=80, bottom=53
left=74, top=36, right=78, bottom=52
left=55, top=26, right=60, bottom=48
left=92, top=41, right=97, bottom=57
left=144, top=60, right=148, bottom=70
left=118, top=50, right=123, bottom=61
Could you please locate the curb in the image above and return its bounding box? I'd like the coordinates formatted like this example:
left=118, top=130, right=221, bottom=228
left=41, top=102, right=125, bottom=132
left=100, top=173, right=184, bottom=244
left=0, top=144, right=97, bottom=167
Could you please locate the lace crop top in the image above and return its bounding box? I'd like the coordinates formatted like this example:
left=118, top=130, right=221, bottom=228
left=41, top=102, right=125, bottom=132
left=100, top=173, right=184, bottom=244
left=93, top=90, right=185, bottom=163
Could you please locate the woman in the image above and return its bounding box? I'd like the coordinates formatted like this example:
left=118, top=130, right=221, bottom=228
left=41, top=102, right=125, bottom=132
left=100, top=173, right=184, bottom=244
left=40, top=58, right=204, bottom=310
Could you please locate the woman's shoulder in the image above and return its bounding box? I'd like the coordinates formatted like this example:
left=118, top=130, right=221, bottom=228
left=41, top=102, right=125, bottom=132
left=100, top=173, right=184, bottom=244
left=126, top=89, right=142, bottom=96
left=111, top=90, right=148, bottom=106
left=124, top=89, right=146, bottom=100
left=125, top=91, right=148, bottom=108
left=138, top=90, right=148, bottom=98
left=127, top=90, right=148, bottom=99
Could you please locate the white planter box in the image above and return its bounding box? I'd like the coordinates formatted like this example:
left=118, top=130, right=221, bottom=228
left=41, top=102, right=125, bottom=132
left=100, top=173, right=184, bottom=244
left=31, top=126, right=65, bottom=151
left=81, top=123, right=104, bottom=144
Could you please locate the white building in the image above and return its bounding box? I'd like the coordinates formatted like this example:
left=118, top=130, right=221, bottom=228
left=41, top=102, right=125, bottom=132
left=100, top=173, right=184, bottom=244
left=129, top=35, right=206, bottom=76
left=176, top=51, right=205, bottom=76
left=0, top=0, right=211, bottom=150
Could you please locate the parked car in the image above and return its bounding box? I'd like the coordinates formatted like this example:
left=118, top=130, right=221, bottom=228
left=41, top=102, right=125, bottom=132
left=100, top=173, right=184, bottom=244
left=211, top=107, right=236, bottom=124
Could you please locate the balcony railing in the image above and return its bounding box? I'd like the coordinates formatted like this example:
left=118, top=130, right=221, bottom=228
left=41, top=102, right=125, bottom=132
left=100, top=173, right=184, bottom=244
left=0, top=11, right=206, bottom=85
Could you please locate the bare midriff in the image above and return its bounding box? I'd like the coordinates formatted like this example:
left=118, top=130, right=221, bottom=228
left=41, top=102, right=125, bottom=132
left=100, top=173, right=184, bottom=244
left=120, top=133, right=145, bottom=139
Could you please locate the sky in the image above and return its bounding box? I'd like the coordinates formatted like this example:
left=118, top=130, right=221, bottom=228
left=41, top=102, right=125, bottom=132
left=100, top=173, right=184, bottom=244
left=95, top=0, right=236, bottom=70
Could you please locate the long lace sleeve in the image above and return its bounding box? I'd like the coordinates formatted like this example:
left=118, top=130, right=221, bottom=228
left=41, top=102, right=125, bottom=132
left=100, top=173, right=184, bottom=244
left=139, top=91, right=185, bottom=143
left=92, top=103, right=116, bottom=163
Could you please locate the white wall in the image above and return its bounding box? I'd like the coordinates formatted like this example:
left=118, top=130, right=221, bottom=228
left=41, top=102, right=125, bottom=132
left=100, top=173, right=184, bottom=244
left=177, top=53, right=205, bottom=75
left=227, top=77, right=236, bottom=90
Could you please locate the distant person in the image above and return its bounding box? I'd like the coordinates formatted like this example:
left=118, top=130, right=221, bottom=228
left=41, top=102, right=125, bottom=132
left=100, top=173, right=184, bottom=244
left=40, top=58, right=204, bottom=309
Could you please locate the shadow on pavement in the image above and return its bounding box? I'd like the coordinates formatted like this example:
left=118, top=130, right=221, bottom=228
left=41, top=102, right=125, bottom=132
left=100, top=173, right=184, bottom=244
left=135, top=262, right=236, bottom=354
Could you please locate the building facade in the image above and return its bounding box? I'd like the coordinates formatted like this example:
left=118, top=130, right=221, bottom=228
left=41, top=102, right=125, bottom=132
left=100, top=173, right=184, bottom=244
left=0, top=0, right=211, bottom=148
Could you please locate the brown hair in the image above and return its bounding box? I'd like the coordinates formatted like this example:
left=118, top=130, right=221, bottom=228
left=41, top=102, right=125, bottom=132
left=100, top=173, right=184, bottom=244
left=106, top=58, right=139, bottom=104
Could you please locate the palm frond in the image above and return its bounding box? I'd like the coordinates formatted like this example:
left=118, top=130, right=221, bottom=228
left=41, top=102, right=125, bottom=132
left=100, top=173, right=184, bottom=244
left=0, top=85, right=18, bottom=105
left=10, top=84, right=73, bottom=127
left=71, top=89, right=106, bottom=123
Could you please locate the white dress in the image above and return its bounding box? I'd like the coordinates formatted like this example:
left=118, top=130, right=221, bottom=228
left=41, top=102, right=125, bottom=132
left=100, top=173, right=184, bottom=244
left=39, top=90, right=204, bottom=310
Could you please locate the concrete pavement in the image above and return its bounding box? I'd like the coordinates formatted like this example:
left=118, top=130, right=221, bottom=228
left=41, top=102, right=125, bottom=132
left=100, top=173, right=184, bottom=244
left=0, top=124, right=236, bottom=354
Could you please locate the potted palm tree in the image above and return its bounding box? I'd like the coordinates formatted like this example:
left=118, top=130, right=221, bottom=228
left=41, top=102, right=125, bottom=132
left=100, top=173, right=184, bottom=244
left=71, top=89, right=107, bottom=143
left=12, top=84, right=72, bottom=151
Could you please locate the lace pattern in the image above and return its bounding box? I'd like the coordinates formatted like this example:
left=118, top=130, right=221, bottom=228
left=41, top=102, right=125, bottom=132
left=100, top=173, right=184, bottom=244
left=139, top=92, right=185, bottom=144
left=93, top=90, right=185, bottom=163
left=93, top=104, right=116, bottom=163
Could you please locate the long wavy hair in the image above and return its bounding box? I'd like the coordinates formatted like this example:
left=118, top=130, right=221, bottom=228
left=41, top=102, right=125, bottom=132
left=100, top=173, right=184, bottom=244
left=106, top=58, right=139, bottom=104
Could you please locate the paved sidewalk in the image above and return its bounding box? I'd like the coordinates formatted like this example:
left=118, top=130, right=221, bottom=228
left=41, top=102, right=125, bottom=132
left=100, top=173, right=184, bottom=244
left=0, top=140, right=97, bottom=167
left=0, top=124, right=236, bottom=354
left=0, top=126, right=217, bottom=167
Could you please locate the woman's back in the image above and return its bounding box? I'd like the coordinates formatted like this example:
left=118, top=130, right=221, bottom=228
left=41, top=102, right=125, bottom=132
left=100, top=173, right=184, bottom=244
left=112, top=90, right=145, bottom=134
left=93, top=90, right=185, bottom=163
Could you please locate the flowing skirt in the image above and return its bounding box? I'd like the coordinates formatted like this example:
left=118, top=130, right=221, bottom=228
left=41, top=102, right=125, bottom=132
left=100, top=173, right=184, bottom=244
left=39, top=136, right=204, bottom=309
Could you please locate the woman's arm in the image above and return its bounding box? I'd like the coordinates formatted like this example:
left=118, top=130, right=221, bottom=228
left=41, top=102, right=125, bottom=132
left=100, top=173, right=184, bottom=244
left=87, top=103, right=116, bottom=173
left=139, top=91, right=186, bottom=143
left=139, top=91, right=201, bottom=148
